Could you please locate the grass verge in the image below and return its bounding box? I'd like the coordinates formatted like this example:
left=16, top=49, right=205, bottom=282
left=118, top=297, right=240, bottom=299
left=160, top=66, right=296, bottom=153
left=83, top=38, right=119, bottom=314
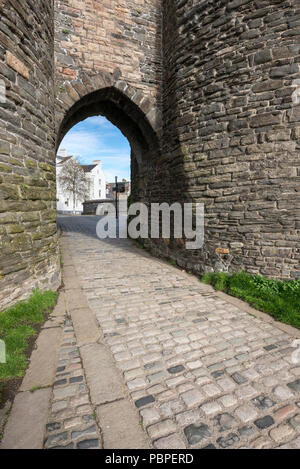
left=201, top=271, right=300, bottom=330
left=0, top=289, right=58, bottom=407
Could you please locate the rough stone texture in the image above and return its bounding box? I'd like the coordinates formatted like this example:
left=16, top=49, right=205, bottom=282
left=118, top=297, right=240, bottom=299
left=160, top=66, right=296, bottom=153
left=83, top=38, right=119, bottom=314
left=154, top=433, right=186, bottom=449
left=2, top=219, right=300, bottom=449
left=0, top=0, right=60, bottom=309
left=55, top=0, right=300, bottom=280
left=61, top=0, right=300, bottom=279
left=54, top=0, right=163, bottom=208
left=20, top=327, right=62, bottom=391
left=80, top=343, right=125, bottom=406
left=56, top=217, right=300, bottom=449
left=54, top=0, right=162, bottom=105
left=69, top=307, right=101, bottom=347
left=44, top=317, right=102, bottom=449
left=157, top=0, right=300, bottom=280
left=97, top=400, right=150, bottom=449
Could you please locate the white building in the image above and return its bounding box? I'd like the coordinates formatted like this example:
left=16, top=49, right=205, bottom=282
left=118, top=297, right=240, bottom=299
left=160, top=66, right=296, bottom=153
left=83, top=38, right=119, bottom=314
left=56, top=150, right=106, bottom=214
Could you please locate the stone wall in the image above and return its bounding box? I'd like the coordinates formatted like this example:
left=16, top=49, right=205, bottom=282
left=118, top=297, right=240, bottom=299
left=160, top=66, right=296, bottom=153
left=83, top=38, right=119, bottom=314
left=54, top=0, right=163, bottom=202
left=0, top=0, right=60, bottom=309
left=157, top=0, right=300, bottom=279
left=1, top=0, right=300, bottom=311
left=54, top=0, right=163, bottom=140
left=54, top=0, right=162, bottom=100
left=82, top=199, right=116, bottom=216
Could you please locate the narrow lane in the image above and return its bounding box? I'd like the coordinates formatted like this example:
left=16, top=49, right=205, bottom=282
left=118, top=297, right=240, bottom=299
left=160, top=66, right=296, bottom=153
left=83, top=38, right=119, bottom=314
left=55, top=215, right=300, bottom=449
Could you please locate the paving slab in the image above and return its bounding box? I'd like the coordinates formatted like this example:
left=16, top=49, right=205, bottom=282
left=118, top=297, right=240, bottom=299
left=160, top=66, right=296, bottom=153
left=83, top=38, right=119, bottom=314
left=20, top=327, right=62, bottom=391
left=80, top=343, right=125, bottom=405
left=53, top=290, right=67, bottom=316
left=65, top=289, right=89, bottom=310
left=97, top=399, right=150, bottom=449
left=70, top=307, right=101, bottom=346
left=64, top=276, right=82, bottom=291
left=0, top=389, right=51, bottom=449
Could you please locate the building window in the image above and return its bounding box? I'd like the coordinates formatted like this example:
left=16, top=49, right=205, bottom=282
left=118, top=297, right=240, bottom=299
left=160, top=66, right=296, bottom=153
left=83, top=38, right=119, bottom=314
left=65, top=200, right=69, bottom=206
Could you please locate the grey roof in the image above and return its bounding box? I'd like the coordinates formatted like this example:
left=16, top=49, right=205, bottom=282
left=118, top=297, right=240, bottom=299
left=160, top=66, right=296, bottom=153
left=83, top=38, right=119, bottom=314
left=57, top=156, right=72, bottom=165
left=81, top=164, right=97, bottom=173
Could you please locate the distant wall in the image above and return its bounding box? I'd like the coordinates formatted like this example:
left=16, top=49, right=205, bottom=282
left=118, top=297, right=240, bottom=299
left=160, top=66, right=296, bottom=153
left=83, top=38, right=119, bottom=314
left=83, top=199, right=116, bottom=216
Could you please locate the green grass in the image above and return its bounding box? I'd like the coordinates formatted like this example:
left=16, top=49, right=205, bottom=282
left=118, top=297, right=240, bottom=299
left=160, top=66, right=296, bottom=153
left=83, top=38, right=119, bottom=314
left=29, top=385, right=42, bottom=393
left=0, top=290, right=58, bottom=400
left=201, top=272, right=300, bottom=329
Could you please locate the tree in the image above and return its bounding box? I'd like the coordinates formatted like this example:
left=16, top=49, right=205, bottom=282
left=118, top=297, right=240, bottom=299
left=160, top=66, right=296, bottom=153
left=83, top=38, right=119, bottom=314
left=58, top=158, right=90, bottom=214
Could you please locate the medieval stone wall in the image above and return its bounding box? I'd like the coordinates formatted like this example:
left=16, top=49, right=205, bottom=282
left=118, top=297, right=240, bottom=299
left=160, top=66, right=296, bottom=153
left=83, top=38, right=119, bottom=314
left=54, top=0, right=163, bottom=138
left=53, top=0, right=164, bottom=212
left=159, top=0, right=300, bottom=279
left=1, top=0, right=300, bottom=310
left=0, top=0, right=60, bottom=308
left=54, top=0, right=162, bottom=98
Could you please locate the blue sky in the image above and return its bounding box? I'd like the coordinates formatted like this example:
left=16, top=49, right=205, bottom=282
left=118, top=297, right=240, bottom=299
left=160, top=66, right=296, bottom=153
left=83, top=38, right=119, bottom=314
left=58, top=116, right=131, bottom=182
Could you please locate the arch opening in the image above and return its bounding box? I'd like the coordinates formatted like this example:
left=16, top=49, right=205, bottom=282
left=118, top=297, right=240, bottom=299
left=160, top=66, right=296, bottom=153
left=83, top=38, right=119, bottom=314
left=57, top=114, right=132, bottom=215
left=56, top=86, right=160, bottom=174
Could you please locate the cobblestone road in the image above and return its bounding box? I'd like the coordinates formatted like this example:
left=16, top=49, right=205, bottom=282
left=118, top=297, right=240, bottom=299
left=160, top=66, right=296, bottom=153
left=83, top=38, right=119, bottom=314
left=54, top=216, right=300, bottom=449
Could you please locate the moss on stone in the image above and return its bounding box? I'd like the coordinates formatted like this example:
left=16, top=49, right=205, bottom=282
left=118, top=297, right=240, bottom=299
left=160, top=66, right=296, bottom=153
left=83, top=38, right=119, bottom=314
left=20, top=213, right=40, bottom=223
left=0, top=184, right=20, bottom=200
left=25, top=159, right=37, bottom=169
left=0, top=145, right=10, bottom=155
left=0, top=164, right=12, bottom=173
left=39, top=162, right=54, bottom=172
left=3, top=234, right=32, bottom=254
left=6, top=224, right=24, bottom=234
left=8, top=158, right=23, bottom=167
left=0, top=214, right=17, bottom=224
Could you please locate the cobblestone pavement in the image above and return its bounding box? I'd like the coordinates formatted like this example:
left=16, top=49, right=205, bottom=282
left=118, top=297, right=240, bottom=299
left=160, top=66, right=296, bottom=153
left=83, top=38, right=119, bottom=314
left=44, top=316, right=102, bottom=449
left=55, top=216, right=300, bottom=449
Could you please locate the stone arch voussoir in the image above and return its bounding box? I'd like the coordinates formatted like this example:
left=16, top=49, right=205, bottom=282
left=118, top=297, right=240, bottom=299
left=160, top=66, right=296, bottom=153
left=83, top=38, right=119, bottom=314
left=55, top=69, right=161, bottom=147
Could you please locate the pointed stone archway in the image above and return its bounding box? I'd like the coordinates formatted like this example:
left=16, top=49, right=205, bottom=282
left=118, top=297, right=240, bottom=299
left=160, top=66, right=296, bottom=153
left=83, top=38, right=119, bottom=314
left=55, top=72, right=162, bottom=201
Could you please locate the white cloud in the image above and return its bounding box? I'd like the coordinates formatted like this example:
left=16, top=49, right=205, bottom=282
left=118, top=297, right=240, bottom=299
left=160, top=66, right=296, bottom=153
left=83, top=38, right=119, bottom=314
left=58, top=130, right=130, bottom=159
left=87, top=116, right=114, bottom=129
left=58, top=131, right=102, bottom=156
